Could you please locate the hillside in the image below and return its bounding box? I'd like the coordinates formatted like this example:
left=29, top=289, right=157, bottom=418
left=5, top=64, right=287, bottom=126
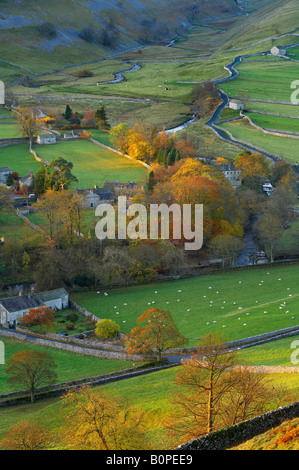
left=0, top=0, right=263, bottom=78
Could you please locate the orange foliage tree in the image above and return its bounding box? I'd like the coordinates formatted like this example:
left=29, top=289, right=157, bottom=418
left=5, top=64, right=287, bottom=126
left=1, top=420, right=53, bottom=450
left=22, top=306, right=56, bottom=331
left=124, top=308, right=188, bottom=361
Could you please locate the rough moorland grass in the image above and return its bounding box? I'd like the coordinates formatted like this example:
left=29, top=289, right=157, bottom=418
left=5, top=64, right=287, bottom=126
left=0, top=336, right=140, bottom=395
left=218, top=119, right=299, bottom=163
left=33, top=139, right=148, bottom=189
left=233, top=417, right=299, bottom=450
left=72, top=264, right=299, bottom=346
left=0, top=144, right=40, bottom=177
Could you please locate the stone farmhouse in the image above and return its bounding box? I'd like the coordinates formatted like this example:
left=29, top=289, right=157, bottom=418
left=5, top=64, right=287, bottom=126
left=0, top=288, right=69, bottom=328
left=76, top=181, right=140, bottom=208
left=271, top=45, right=287, bottom=56
left=75, top=185, right=115, bottom=208
left=217, top=163, right=242, bottom=188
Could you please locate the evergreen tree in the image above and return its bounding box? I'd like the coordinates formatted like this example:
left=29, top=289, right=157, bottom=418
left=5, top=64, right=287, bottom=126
left=6, top=173, right=14, bottom=187
left=95, top=105, right=110, bottom=130
left=64, top=104, right=72, bottom=121
left=147, top=170, right=155, bottom=192
left=34, top=164, right=46, bottom=197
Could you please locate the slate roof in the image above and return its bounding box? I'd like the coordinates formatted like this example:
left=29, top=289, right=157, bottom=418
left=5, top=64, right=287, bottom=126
left=0, top=288, right=69, bottom=313
left=38, top=288, right=68, bottom=302
left=0, top=294, right=42, bottom=313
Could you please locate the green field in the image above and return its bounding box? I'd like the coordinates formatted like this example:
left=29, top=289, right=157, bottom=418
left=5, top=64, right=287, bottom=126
left=0, top=124, right=22, bottom=139
left=33, top=140, right=148, bottom=189
left=218, top=119, right=299, bottom=163
left=244, top=112, right=299, bottom=133
left=0, top=337, right=140, bottom=395
left=287, top=46, right=299, bottom=61
left=72, top=264, right=299, bottom=346
left=245, top=101, right=299, bottom=117
left=0, top=209, right=37, bottom=241
left=221, top=61, right=299, bottom=102
left=0, top=363, right=298, bottom=449
left=0, top=144, right=40, bottom=177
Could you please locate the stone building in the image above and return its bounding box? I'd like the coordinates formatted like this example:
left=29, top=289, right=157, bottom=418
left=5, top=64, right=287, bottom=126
left=36, top=134, right=57, bottom=145
left=271, top=46, right=287, bottom=56
left=0, top=288, right=69, bottom=328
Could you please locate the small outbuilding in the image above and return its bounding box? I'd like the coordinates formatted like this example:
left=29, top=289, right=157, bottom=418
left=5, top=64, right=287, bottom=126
left=229, top=99, right=244, bottom=111
left=36, top=134, right=57, bottom=145
left=271, top=46, right=287, bottom=56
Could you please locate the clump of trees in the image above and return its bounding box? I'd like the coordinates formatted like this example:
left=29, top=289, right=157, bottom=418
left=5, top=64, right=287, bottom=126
left=57, top=105, right=110, bottom=131
left=110, top=121, right=198, bottom=165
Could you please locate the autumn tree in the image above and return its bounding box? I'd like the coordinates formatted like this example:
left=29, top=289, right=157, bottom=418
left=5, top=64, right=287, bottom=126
left=125, top=308, right=188, bottom=361
left=1, top=420, right=53, bottom=450
left=234, top=151, right=271, bottom=191
left=16, top=106, right=43, bottom=146
left=221, top=366, right=275, bottom=427
left=35, top=190, right=66, bottom=242
left=62, top=386, right=148, bottom=450
left=6, top=351, right=57, bottom=403
left=165, top=333, right=237, bottom=441
left=110, top=123, right=130, bottom=152
left=208, top=234, right=244, bottom=267
left=22, top=306, right=56, bottom=331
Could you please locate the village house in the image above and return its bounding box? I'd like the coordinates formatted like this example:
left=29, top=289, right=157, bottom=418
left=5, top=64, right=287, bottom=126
left=103, top=180, right=140, bottom=197
left=36, top=134, right=57, bottom=145
left=75, top=185, right=115, bottom=208
left=0, top=288, right=69, bottom=328
left=217, top=163, right=242, bottom=188
left=271, top=45, right=287, bottom=56
left=0, top=167, right=12, bottom=184
left=19, top=170, right=34, bottom=192
left=228, top=99, right=244, bottom=111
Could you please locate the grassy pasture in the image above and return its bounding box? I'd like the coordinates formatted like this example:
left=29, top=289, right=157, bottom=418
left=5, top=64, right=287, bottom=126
left=0, top=337, right=140, bottom=395
left=218, top=119, right=299, bottom=163
left=244, top=112, right=299, bottom=133
left=221, top=61, right=299, bottom=103
left=0, top=123, right=22, bottom=139
left=72, top=264, right=299, bottom=346
left=0, top=144, right=40, bottom=177
left=33, top=139, right=148, bottom=189
left=0, top=364, right=298, bottom=449
left=245, top=101, right=299, bottom=117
